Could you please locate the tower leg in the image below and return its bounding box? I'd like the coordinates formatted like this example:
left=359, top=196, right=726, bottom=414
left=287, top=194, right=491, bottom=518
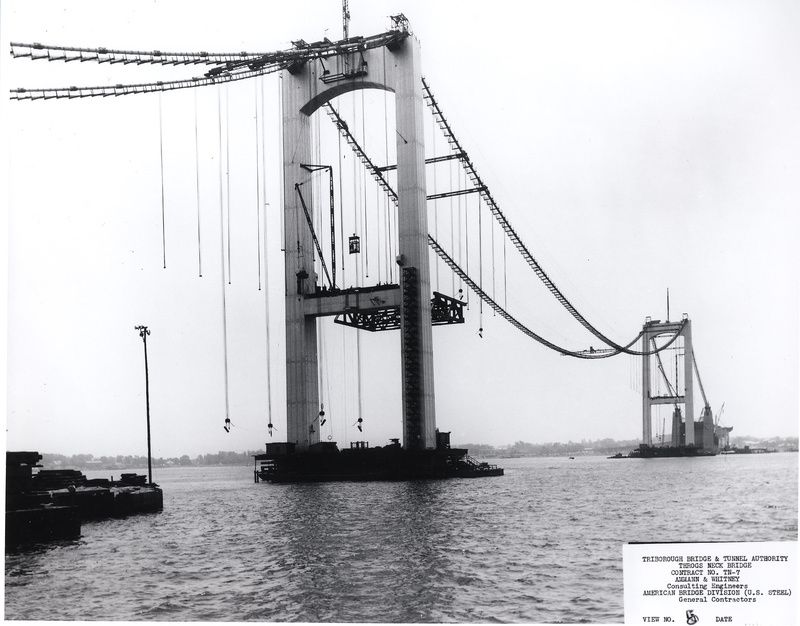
left=683, top=320, right=694, bottom=446
left=642, top=331, right=652, bottom=446
left=282, top=67, right=320, bottom=451
left=395, top=38, right=436, bottom=450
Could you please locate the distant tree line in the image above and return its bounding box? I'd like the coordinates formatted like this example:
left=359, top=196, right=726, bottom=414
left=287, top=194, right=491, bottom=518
left=40, top=451, right=263, bottom=470
left=36, top=435, right=797, bottom=469
left=457, top=438, right=641, bottom=458
left=458, top=435, right=799, bottom=458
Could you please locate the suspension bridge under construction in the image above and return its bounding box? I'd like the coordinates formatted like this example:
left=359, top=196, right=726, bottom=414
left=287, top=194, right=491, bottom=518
left=9, top=14, right=731, bottom=481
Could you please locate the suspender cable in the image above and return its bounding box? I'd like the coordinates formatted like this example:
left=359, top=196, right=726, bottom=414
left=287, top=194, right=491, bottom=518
left=194, top=89, right=203, bottom=277
left=450, top=159, right=455, bottom=295
left=255, top=80, right=262, bottom=291
left=463, top=168, right=469, bottom=308
left=356, top=301, right=363, bottom=431
left=503, top=235, right=508, bottom=308
left=491, top=208, right=496, bottom=315
left=382, top=83, right=392, bottom=283
left=158, top=92, right=166, bottom=269
left=217, top=88, right=231, bottom=426
left=456, top=162, right=462, bottom=296
left=432, top=111, right=439, bottom=292
left=261, top=75, right=268, bottom=265
left=337, top=115, right=346, bottom=285
left=376, top=173, right=382, bottom=282
left=263, top=159, right=273, bottom=437
left=352, top=94, right=360, bottom=284
left=361, top=88, right=369, bottom=279
left=225, top=88, right=231, bottom=284
left=259, top=74, right=273, bottom=434
left=355, top=186, right=363, bottom=435
left=341, top=316, right=348, bottom=443
left=478, top=194, right=483, bottom=335
left=278, top=75, right=285, bottom=253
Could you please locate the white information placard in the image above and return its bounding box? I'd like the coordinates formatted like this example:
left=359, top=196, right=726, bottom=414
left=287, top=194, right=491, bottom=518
left=623, top=541, right=797, bottom=625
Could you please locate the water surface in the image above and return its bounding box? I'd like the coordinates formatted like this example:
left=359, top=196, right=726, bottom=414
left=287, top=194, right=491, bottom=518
left=5, top=453, right=797, bottom=622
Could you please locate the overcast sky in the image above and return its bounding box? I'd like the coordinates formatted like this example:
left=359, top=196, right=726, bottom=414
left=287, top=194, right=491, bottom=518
left=2, top=0, right=798, bottom=458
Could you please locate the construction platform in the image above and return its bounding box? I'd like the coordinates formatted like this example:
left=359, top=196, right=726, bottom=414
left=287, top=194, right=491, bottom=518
left=253, top=434, right=503, bottom=483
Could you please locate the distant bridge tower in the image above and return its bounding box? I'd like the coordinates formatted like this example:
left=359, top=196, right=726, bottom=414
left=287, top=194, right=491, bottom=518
left=641, top=317, right=695, bottom=447
left=281, top=20, right=438, bottom=451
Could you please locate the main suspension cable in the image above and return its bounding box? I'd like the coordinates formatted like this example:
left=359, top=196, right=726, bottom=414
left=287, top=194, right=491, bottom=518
left=324, top=105, right=682, bottom=358
left=422, top=76, right=650, bottom=354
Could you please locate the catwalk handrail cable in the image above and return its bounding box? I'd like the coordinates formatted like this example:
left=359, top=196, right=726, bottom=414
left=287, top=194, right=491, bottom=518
left=422, top=77, right=657, bottom=356
left=324, top=101, right=686, bottom=358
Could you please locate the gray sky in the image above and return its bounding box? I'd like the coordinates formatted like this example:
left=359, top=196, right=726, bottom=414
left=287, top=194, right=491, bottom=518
left=2, top=0, right=798, bottom=458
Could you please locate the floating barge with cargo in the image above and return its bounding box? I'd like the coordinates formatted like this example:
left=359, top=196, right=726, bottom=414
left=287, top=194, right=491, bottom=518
left=5, top=451, right=163, bottom=548
left=254, top=432, right=503, bottom=483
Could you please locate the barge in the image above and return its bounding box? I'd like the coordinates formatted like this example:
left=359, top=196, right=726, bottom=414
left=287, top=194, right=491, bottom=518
left=254, top=433, right=503, bottom=483
left=630, top=443, right=717, bottom=458
left=6, top=451, right=163, bottom=548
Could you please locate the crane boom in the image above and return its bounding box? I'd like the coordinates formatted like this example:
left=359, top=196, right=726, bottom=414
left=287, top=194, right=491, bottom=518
left=342, top=0, right=350, bottom=40
left=691, top=349, right=710, bottom=409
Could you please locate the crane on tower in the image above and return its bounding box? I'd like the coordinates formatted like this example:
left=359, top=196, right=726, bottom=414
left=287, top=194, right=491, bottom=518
left=343, top=0, right=351, bottom=40
left=691, top=348, right=713, bottom=420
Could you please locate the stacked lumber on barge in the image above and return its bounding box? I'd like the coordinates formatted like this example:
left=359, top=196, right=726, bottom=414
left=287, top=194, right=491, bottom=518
left=6, top=452, right=163, bottom=548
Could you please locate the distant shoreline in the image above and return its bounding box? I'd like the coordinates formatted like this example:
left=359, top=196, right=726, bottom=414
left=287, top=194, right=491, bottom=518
left=30, top=435, right=799, bottom=471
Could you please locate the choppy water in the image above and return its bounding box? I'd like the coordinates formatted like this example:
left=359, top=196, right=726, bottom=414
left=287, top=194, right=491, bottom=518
left=5, top=453, right=797, bottom=622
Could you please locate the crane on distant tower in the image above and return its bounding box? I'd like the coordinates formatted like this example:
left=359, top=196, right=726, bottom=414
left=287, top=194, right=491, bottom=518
left=342, top=0, right=351, bottom=40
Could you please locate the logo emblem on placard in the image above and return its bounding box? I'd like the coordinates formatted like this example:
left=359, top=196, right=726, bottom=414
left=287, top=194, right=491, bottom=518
left=685, top=609, right=699, bottom=625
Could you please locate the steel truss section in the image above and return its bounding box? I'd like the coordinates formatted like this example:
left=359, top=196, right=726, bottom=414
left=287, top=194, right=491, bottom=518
left=332, top=291, right=465, bottom=332
left=430, top=291, right=465, bottom=326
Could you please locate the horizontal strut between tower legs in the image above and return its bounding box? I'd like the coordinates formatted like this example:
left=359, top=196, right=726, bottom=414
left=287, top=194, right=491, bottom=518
left=642, top=321, right=686, bottom=334
left=650, top=395, right=687, bottom=405
left=426, top=186, right=486, bottom=201
left=378, top=152, right=465, bottom=172
left=303, top=286, right=401, bottom=317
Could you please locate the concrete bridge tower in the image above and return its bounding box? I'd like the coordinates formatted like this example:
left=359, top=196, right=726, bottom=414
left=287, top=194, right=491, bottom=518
left=641, top=317, right=695, bottom=447
left=281, top=24, right=437, bottom=451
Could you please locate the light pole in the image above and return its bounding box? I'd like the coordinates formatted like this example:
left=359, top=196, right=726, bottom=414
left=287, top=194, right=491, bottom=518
left=135, top=325, right=153, bottom=485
